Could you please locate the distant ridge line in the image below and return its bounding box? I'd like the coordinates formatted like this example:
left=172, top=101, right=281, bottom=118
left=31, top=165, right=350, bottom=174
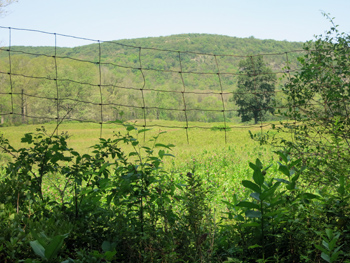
left=0, top=26, right=306, bottom=56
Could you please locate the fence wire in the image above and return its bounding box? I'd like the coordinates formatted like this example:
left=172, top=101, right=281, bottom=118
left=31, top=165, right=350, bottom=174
left=0, top=26, right=348, bottom=144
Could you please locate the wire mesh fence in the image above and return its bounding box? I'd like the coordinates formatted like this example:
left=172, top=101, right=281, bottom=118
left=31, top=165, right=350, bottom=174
left=0, top=26, right=343, bottom=144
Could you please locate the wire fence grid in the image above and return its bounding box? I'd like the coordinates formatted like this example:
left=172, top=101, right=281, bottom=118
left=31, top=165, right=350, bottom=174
left=0, top=26, right=346, bottom=144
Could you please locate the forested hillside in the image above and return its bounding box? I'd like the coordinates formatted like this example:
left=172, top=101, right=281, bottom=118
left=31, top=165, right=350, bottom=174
left=0, top=34, right=304, bottom=125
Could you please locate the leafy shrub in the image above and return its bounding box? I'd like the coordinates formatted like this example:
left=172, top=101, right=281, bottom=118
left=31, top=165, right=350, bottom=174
left=0, top=122, right=217, bottom=262
left=264, top=16, right=350, bottom=185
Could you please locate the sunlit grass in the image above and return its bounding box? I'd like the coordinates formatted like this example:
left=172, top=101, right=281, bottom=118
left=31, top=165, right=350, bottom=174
left=0, top=119, right=274, bottom=163
left=0, top=120, right=281, bottom=216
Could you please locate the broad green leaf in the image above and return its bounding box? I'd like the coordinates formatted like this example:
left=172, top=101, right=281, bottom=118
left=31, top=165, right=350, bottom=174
left=242, top=180, right=261, bottom=193
left=158, top=149, right=165, bottom=159
left=291, top=173, right=300, bottom=182
left=30, top=240, right=46, bottom=259
left=325, top=229, right=333, bottom=240
left=322, top=240, right=330, bottom=250
left=286, top=181, right=296, bottom=190
left=21, top=133, right=33, bottom=144
left=104, top=250, right=117, bottom=261
left=142, top=146, right=151, bottom=151
left=45, top=235, right=66, bottom=260
left=260, top=181, right=281, bottom=200
left=31, top=231, right=49, bottom=247
left=99, top=162, right=111, bottom=173
left=275, top=151, right=288, bottom=163
left=250, top=192, right=261, bottom=201
left=138, top=128, right=151, bottom=133
left=155, top=143, right=174, bottom=149
left=328, top=238, right=338, bottom=251
left=315, top=244, right=328, bottom=255
left=126, top=125, right=135, bottom=131
left=330, top=251, right=342, bottom=262
left=129, top=152, right=138, bottom=157
left=248, top=159, right=265, bottom=186
left=232, top=194, right=238, bottom=205
left=278, top=164, right=290, bottom=177
left=275, top=178, right=290, bottom=184
left=255, top=158, right=263, bottom=169
left=249, top=162, right=257, bottom=170
left=321, top=252, right=331, bottom=262
left=334, top=245, right=343, bottom=254
left=253, top=169, right=264, bottom=186
left=245, top=210, right=262, bottom=218
left=237, top=201, right=259, bottom=210
left=163, top=153, right=175, bottom=158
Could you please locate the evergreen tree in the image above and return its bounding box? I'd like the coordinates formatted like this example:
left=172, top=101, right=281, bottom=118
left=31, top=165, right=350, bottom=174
left=232, top=56, right=276, bottom=124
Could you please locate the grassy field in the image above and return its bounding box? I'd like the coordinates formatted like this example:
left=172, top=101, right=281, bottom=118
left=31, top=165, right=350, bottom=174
left=0, top=120, right=273, bottom=164
left=0, top=120, right=277, bottom=210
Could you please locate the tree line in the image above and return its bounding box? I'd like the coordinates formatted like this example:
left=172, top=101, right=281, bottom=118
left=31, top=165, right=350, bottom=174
left=0, top=33, right=304, bottom=125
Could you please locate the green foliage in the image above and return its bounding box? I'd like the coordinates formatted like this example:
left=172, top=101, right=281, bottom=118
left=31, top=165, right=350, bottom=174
left=246, top=20, right=350, bottom=260
left=0, top=34, right=302, bottom=125
left=0, top=127, right=74, bottom=208
left=1, top=123, right=350, bottom=261
left=178, top=170, right=214, bottom=262
left=220, top=148, right=350, bottom=262
left=232, top=56, right=276, bottom=124
left=233, top=153, right=295, bottom=260
left=29, top=232, right=67, bottom=261
left=0, top=123, right=219, bottom=262
left=268, top=16, right=350, bottom=185
left=315, top=229, right=343, bottom=263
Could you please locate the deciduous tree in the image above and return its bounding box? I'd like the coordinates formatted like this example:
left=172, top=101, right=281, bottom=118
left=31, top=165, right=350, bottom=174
left=232, top=56, right=276, bottom=124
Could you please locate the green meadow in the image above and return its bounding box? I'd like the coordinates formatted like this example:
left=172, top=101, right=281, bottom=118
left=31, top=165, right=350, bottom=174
left=0, top=120, right=274, bottom=208
left=0, top=120, right=273, bottom=166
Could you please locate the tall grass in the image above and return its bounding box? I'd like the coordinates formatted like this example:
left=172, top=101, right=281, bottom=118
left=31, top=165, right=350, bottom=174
left=0, top=120, right=273, bottom=164
left=0, top=120, right=276, bottom=217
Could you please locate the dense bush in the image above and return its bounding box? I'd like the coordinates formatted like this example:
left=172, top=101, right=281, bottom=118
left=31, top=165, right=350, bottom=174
left=257, top=15, right=350, bottom=186
left=0, top=123, right=216, bottom=262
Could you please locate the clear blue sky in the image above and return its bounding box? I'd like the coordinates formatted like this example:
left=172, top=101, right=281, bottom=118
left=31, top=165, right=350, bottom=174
left=1, top=0, right=350, bottom=47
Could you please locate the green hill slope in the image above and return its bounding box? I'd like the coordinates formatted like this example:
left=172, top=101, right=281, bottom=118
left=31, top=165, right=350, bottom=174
left=0, top=34, right=304, bottom=125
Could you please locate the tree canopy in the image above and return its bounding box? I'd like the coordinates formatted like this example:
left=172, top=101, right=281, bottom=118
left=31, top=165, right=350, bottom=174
left=232, top=56, right=276, bottom=124
left=0, top=33, right=302, bottom=125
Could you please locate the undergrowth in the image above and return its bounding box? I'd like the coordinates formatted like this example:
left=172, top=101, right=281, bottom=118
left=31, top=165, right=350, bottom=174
left=0, top=122, right=349, bottom=262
